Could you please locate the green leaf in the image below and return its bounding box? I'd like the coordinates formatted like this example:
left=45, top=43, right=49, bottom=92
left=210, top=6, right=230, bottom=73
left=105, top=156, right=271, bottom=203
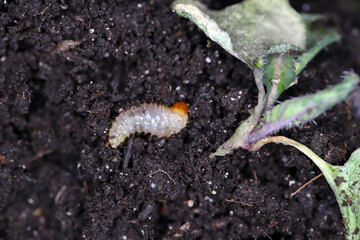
left=328, top=148, right=360, bottom=239
left=248, top=72, right=359, bottom=143
left=295, top=30, right=340, bottom=75
left=294, top=14, right=340, bottom=74
left=171, top=0, right=306, bottom=68
left=261, top=53, right=297, bottom=101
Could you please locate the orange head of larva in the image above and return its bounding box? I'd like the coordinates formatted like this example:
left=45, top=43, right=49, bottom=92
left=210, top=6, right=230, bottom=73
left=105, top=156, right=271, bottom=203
left=170, top=101, right=189, bottom=116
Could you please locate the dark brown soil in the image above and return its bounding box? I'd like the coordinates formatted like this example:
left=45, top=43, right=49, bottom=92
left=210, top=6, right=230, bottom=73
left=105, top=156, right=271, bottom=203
left=0, top=0, right=359, bottom=239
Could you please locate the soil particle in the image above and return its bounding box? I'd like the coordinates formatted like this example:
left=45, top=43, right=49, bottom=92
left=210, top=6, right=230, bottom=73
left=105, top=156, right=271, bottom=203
left=0, top=0, right=359, bottom=239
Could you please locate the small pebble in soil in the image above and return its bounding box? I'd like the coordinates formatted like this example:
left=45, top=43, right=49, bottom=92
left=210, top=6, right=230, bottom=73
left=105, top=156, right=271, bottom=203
left=187, top=200, right=194, bottom=207
left=204, top=196, right=214, bottom=203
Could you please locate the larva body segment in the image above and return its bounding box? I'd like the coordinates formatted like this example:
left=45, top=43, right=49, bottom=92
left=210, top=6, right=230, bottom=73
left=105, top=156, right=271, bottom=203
left=109, top=102, right=189, bottom=148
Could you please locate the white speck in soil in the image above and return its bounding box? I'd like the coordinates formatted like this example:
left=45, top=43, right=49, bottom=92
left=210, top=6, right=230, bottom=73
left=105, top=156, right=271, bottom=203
left=158, top=139, right=166, bottom=146
left=204, top=196, right=214, bottom=203
left=187, top=200, right=194, bottom=207
left=28, top=198, right=34, bottom=204
left=137, top=3, right=142, bottom=8
left=224, top=172, right=229, bottom=178
left=0, top=56, right=6, bottom=62
left=182, top=79, right=190, bottom=84
left=289, top=180, right=296, bottom=186
left=89, top=28, right=94, bottom=33
left=150, top=183, right=156, bottom=189
left=205, top=57, right=211, bottom=63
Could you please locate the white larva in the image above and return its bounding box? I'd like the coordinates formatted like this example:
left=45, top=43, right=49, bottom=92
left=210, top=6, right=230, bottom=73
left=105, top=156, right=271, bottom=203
left=109, top=102, right=189, bottom=148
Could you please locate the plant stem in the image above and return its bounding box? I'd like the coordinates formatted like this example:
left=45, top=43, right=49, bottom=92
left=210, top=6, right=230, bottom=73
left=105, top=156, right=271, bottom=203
left=211, top=68, right=266, bottom=157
